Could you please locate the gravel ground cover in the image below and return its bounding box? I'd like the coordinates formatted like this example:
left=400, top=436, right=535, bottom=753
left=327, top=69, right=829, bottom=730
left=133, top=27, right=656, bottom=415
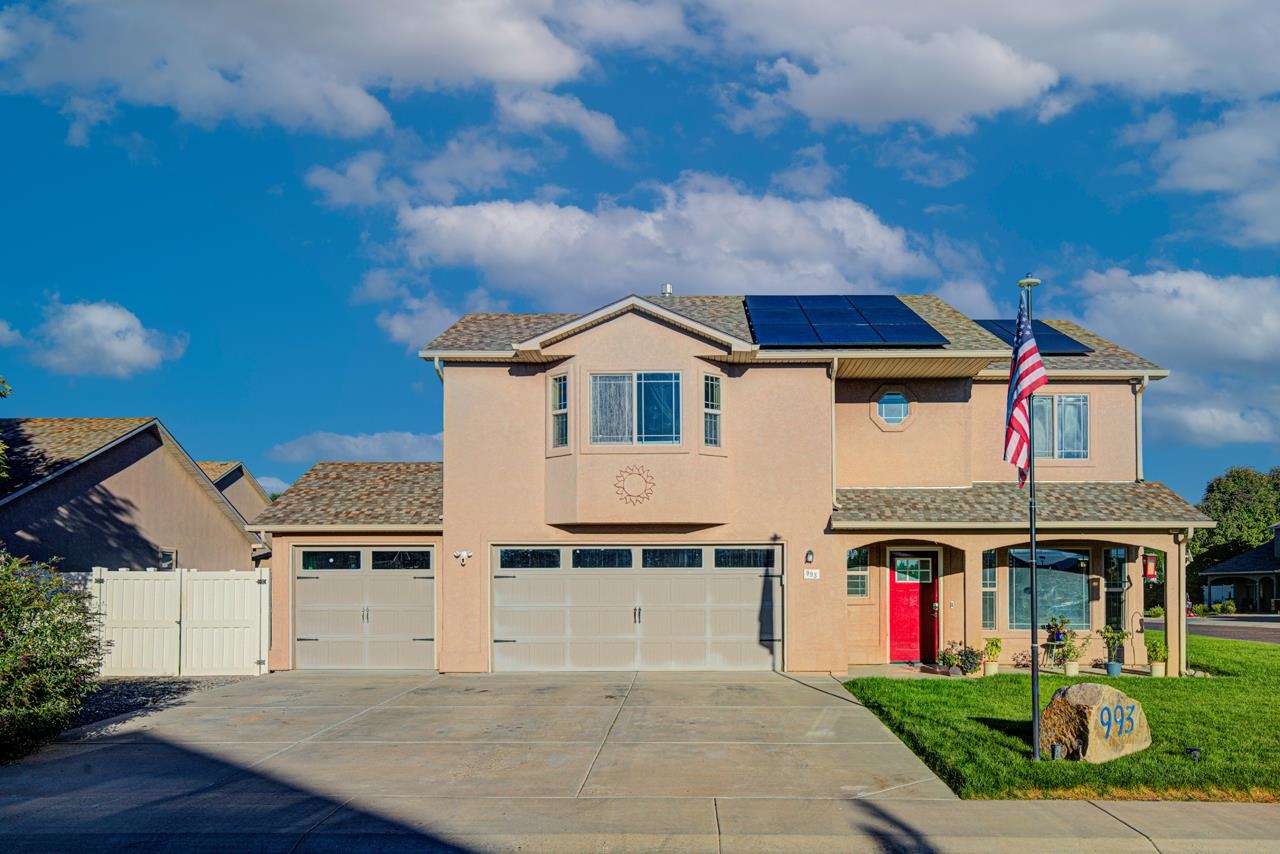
left=71, top=676, right=249, bottom=728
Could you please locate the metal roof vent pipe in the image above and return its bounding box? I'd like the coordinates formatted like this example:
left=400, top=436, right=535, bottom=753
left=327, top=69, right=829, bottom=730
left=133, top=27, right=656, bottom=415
left=660, top=282, right=673, bottom=296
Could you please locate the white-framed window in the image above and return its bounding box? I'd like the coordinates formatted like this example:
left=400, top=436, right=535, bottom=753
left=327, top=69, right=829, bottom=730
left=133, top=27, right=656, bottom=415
left=877, top=391, right=910, bottom=425
left=982, top=550, right=997, bottom=630
left=847, top=548, right=869, bottom=597
left=1104, top=547, right=1127, bottom=630
left=589, top=372, right=681, bottom=445
left=703, top=375, right=722, bottom=447
left=1031, top=394, right=1089, bottom=459
left=551, top=374, right=569, bottom=448
left=1008, top=547, right=1090, bottom=630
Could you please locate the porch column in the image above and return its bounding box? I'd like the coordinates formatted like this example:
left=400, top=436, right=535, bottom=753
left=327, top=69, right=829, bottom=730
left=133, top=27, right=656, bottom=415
left=961, top=546, right=985, bottom=653
left=1164, top=533, right=1187, bottom=677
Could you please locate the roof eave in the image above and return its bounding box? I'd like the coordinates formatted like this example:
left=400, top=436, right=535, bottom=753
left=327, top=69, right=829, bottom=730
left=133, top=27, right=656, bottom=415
left=975, top=368, right=1171, bottom=381
left=831, top=519, right=1215, bottom=531
left=514, top=295, right=754, bottom=354
left=248, top=523, right=444, bottom=534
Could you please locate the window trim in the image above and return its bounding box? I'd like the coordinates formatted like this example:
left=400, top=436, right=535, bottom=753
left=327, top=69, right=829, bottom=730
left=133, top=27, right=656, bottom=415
left=703, top=374, right=722, bottom=448
left=846, top=547, right=870, bottom=597
left=1031, top=393, right=1090, bottom=461
left=868, top=383, right=917, bottom=432
left=588, top=371, right=683, bottom=446
left=1006, top=546, right=1093, bottom=631
left=550, top=373, right=569, bottom=449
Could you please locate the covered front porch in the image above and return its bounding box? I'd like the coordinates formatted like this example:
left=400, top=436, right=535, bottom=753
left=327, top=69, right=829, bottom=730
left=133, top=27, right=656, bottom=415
left=832, top=480, right=1214, bottom=676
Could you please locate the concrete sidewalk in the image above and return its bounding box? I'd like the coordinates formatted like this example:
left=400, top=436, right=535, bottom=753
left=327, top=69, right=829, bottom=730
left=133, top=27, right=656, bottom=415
left=1, top=670, right=1276, bottom=851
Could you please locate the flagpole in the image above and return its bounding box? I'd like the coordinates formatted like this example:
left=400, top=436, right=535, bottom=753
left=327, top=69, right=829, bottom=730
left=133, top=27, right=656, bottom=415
left=1019, top=274, right=1042, bottom=762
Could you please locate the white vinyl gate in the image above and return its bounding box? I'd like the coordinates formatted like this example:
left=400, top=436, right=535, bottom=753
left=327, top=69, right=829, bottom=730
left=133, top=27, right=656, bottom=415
left=80, top=567, right=271, bottom=676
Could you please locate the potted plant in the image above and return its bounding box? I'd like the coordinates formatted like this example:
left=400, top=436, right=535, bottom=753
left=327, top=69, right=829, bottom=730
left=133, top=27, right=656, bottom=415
left=983, top=637, right=1002, bottom=676
left=1056, top=629, right=1085, bottom=676
left=1145, top=635, right=1168, bottom=677
left=1097, top=625, right=1132, bottom=676
left=1044, top=615, right=1070, bottom=644
left=937, top=642, right=982, bottom=676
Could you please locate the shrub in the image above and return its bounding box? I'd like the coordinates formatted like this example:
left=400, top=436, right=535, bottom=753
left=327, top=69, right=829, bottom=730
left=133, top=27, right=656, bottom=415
left=1222, top=599, right=1237, bottom=614
left=1011, top=649, right=1032, bottom=669
left=1144, top=605, right=1165, bottom=618
left=1211, top=602, right=1225, bottom=615
left=938, top=642, right=982, bottom=674
left=1192, top=603, right=1211, bottom=617
left=1056, top=629, right=1087, bottom=664
left=983, top=637, right=1002, bottom=661
left=0, top=552, right=104, bottom=761
left=1145, top=635, right=1168, bottom=663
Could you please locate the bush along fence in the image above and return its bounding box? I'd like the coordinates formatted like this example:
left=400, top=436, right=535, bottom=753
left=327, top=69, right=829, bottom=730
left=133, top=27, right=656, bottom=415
left=65, top=567, right=271, bottom=677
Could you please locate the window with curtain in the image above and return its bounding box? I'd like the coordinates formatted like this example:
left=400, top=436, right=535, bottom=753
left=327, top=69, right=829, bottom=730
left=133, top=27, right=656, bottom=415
left=1008, top=547, right=1090, bottom=630
left=590, top=372, right=681, bottom=445
left=982, top=550, right=997, bottom=630
left=703, top=375, right=721, bottom=447
left=846, top=548, right=869, bottom=596
left=551, top=375, right=568, bottom=448
left=1031, top=394, right=1089, bottom=459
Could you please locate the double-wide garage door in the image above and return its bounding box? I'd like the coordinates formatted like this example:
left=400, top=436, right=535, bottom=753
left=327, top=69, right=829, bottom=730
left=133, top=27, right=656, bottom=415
left=295, top=547, right=435, bottom=669
left=492, top=545, right=782, bottom=671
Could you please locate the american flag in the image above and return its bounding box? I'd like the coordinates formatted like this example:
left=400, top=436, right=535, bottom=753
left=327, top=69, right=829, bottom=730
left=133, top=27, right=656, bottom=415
left=1004, top=290, right=1048, bottom=487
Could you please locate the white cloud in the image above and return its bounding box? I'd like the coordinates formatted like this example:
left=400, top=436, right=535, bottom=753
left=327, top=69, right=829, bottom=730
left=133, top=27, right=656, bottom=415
left=1076, top=267, right=1280, bottom=446
left=411, top=130, right=540, bottom=203
left=0, top=320, right=21, bottom=347
left=377, top=287, right=507, bottom=351
left=497, top=89, right=625, bottom=157
left=23, top=299, right=187, bottom=378
left=306, top=151, right=405, bottom=208
left=395, top=172, right=936, bottom=309
left=268, top=430, right=444, bottom=463
left=1140, top=101, right=1280, bottom=245
left=256, top=475, right=291, bottom=495
left=770, top=144, right=838, bottom=197
left=60, top=96, right=113, bottom=146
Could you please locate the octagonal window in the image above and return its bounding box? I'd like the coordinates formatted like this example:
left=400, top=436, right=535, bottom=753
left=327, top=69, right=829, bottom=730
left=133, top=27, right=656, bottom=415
left=877, top=392, right=910, bottom=425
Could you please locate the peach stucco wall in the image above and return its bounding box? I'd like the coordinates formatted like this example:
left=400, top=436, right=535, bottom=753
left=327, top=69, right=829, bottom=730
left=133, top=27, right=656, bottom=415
left=266, top=531, right=443, bottom=671
left=440, top=311, right=847, bottom=673
left=0, top=429, right=255, bottom=572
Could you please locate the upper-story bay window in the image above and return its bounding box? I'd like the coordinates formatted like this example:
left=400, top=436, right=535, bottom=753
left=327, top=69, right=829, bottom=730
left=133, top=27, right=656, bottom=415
left=1031, top=394, right=1089, bottom=459
left=590, top=372, right=681, bottom=445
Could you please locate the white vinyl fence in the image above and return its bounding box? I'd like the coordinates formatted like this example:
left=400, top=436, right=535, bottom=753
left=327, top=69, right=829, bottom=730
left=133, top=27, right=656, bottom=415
left=67, top=567, right=271, bottom=677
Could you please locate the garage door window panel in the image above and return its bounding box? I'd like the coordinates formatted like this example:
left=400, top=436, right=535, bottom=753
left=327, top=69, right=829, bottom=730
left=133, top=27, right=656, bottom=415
left=714, top=548, right=775, bottom=569
left=642, top=548, right=703, bottom=568
left=302, top=550, right=361, bottom=570
left=372, top=550, right=432, bottom=570
left=573, top=548, right=633, bottom=568
left=500, top=548, right=562, bottom=568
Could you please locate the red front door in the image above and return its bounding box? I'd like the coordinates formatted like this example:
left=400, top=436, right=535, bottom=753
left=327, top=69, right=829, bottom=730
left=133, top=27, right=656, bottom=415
left=888, top=551, right=939, bottom=662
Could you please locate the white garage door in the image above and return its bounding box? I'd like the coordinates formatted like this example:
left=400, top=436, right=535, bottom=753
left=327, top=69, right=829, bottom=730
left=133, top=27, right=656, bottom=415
left=492, top=545, right=782, bottom=671
left=295, top=547, right=435, bottom=669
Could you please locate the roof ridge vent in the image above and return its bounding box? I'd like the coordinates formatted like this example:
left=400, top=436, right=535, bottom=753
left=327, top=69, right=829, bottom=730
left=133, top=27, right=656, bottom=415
left=660, top=282, right=673, bottom=296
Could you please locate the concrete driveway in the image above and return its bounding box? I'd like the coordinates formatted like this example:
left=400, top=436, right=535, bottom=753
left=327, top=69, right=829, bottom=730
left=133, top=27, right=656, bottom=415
left=0, top=669, right=953, bottom=850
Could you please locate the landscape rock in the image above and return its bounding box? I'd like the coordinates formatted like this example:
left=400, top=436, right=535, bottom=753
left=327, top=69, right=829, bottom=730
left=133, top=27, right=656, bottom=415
left=1039, top=682, right=1151, bottom=763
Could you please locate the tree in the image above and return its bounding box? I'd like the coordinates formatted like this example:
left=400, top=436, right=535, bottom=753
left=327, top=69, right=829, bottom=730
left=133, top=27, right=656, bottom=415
left=1188, top=466, right=1280, bottom=595
left=0, top=375, right=9, bottom=480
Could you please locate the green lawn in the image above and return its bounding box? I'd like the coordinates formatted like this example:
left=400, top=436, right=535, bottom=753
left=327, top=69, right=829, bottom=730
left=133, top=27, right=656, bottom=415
left=846, top=633, right=1280, bottom=801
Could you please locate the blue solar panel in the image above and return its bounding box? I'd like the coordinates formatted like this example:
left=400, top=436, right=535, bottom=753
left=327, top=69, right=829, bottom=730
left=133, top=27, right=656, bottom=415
left=974, top=319, right=1091, bottom=355
left=875, top=323, right=949, bottom=346
left=813, top=324, right=883, bottom=345
left=750, top=323, right=821, bottom=345
left=745, top=294, right=950, bottom=348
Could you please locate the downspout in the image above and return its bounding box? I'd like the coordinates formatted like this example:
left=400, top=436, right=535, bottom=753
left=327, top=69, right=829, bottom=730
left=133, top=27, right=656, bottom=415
left=1132, top=374, right=1149, bottom=482
left=831, top=358, right=839, bottom=510
left=433, top=356, right=444, bottom=383
left=1183, top=526, right=1192, bottom=676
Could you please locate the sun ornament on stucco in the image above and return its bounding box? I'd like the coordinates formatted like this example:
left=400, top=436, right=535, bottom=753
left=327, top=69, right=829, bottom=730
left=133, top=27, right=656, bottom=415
left=615, top=464, right=655, bottom=505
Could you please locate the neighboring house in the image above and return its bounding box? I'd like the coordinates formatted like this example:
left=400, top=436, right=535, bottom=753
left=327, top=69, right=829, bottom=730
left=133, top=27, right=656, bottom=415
left=0, top=418, right=264, bottom=571
left=253, top=292, right=1212, bottom=675
left=197, top=460, right=272, bottom=527
left=1200, top=524, right=1279, bottom=613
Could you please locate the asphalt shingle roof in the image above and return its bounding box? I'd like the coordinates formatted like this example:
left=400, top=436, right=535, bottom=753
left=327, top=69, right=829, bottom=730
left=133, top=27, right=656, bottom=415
left=984, top=319, right=1164, bottom=374
left=249, top=462, right=443, bottom=529
left=0, top=417, right=155, bottom=499
left=833, top=481, right=1211, bottom=527
left=1202, top=541, right=1279, bottom=576
left=425, top=313, right=579, bottom=351
left=197, top=461, right=240, bottom=482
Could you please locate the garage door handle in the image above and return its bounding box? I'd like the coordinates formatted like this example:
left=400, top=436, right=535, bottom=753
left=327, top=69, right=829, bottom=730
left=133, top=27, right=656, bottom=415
left=494, top=574, right=516, bottom=579
left=297, top=576, right=319, bottom=580
left=494, top=639, right=517, bottom=643
left=413, top=575, right=434, bottom=580
left=297, top=637, right=319, bottom=642
left=413, top=637, right=434, bottom=642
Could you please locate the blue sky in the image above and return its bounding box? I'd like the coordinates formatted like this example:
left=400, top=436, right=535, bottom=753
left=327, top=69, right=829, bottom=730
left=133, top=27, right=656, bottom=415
left=2, top=2, right=1278, bottom=502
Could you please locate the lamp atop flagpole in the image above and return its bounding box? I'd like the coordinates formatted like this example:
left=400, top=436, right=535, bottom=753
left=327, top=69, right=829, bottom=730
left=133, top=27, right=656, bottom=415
left=1018, top=274, right=1041, bottom=289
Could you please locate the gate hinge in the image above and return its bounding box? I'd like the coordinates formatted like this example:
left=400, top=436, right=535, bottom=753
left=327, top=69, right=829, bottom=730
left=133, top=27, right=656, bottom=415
left=255, top=659, right=266, bottom=665
left=93, top=578, right=105, bottom=584
left=256, top=578, right=268, bottom=585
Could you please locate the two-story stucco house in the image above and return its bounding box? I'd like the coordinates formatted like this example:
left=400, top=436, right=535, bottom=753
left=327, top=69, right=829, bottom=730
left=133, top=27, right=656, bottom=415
left=253, top=292, right=1211, bottom=676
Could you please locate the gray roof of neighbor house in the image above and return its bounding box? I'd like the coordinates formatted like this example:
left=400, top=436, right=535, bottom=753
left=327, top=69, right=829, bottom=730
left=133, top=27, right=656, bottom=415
left=832, top=481, right=1212, bottom=529
left=0, top=417, right=156, bottom=500
left=249, top=462, right=444, bottom=530
left=423, top=293, right=1161, bottom=374
left=1201, top=541, right=1279, bottom=576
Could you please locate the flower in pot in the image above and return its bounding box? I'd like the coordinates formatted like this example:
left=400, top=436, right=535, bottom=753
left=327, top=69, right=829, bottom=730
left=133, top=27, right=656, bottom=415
left=983, top=637, right=1002, bottom=676
left=1044, top=615, right=1071, bottom=644
left=937, top=642, right=982, bottom=675
left=1145, top=635, right=1168, bottom=677
left=1056, top=630, right=1085, bottom=676
left=1097, top=625, right=1132, bottom=676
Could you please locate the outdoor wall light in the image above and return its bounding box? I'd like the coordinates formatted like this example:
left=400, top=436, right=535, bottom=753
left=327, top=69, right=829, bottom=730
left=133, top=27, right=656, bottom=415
left=453, top=550, right=473, bottom=566
left=804, top=550, right=814, bottom=564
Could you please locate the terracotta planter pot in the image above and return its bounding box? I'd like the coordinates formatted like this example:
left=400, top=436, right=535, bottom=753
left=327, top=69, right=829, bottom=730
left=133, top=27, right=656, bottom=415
left=983, top=662, right=999, bottom=676
left=1062, top=661, right=1080, bottom=676
left=1149, top=662, right=1166, bottom=677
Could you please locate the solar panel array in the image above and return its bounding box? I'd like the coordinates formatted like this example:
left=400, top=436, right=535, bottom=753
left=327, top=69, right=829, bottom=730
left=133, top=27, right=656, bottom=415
left=743, top=295, right=950, bottom=348
left=974, top=320, right=1092, bottom=355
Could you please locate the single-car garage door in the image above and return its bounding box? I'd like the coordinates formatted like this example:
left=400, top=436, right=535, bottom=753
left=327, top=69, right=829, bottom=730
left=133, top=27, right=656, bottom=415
left=295, top=547, right=435, bottom=668
left=492, top=545, right=781, bottom=671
